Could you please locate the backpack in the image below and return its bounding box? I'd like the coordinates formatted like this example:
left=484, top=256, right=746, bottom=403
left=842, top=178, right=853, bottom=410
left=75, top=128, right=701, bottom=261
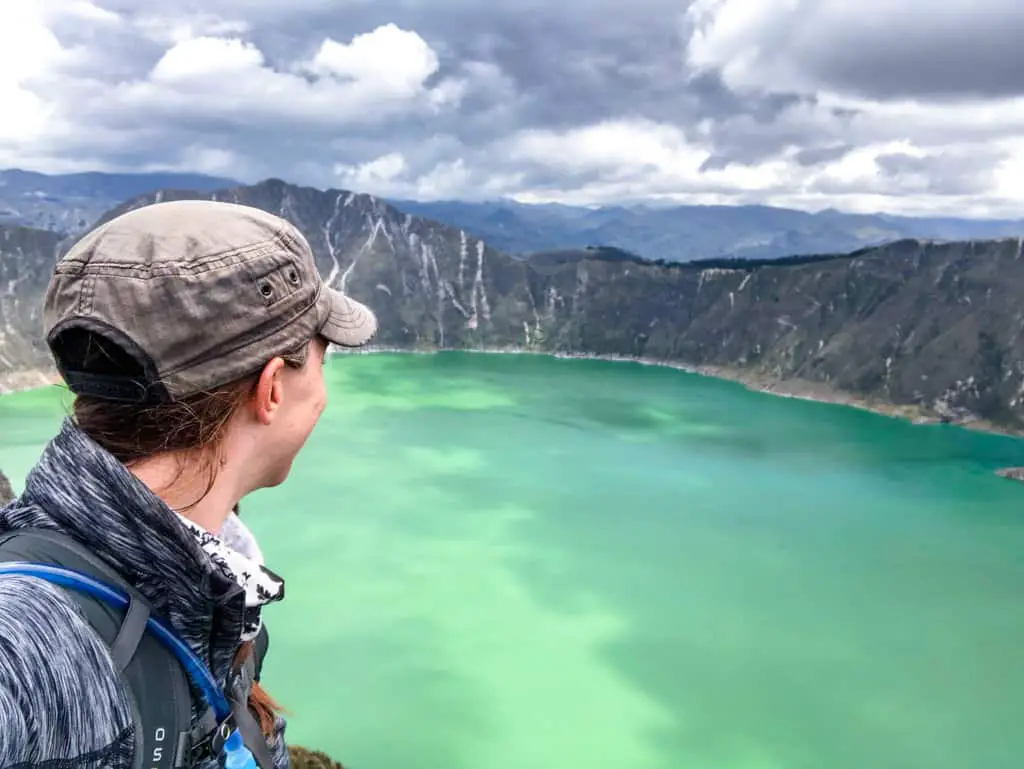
left=0, top=528, right=277, bottom=769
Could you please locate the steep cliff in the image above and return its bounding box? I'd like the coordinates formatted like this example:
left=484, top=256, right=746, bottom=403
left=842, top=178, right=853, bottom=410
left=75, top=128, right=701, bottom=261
left=94, top=179, right=531, bottom=352
left=0, top=224, right=65, bottom=392
left=0, top=470, right=13, bottom=506
left=519, top=241, right=1024, bottom=429
left=6, top=179, right=1024, bottom=431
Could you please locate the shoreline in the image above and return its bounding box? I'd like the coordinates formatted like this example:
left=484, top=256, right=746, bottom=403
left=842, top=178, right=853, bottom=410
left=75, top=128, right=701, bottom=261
left=5, top=348, right=1024, bottom=471
left=338, top=344, right=1022, bottom=438
left=0, top=369, right=62, bottom=396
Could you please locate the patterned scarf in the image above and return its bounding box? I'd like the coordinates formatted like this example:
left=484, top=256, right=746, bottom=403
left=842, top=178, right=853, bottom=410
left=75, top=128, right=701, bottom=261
left=173, top=509, right=285, bottom=641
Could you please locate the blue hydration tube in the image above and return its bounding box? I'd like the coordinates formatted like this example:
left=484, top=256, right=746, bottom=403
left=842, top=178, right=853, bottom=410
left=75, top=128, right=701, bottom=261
left=0, top=562, right=257, bottom=769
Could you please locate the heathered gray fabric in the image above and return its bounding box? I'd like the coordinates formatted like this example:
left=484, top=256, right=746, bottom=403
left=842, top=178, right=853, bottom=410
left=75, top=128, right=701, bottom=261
left=0, top=418, right=290, bottom=769
left=0, top=575, right=136, bottom=768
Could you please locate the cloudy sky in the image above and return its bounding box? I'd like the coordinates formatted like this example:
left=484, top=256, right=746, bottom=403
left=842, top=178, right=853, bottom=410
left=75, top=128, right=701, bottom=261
left=4, top=0, right=1024, bottom=216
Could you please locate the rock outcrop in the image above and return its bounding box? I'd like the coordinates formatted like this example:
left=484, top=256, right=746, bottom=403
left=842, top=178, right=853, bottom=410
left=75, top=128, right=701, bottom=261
left=288, top=745, right=345, bottom=769
left=0, top=224, right=65, bottom=392
left=0, top=470, right=14, bottom=505
left=995, top=467, right=1024, bottom=483
left=5, top=178, right=1024, bottom=431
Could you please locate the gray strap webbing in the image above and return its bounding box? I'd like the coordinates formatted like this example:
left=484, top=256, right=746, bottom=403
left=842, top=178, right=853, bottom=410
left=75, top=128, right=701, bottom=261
left=110, top=594, right=151, bottom=672
left=229, top=696, right=278, bottom=769
left=1, top=528, right=278, bottom=769
left=0, top=528, right=195, bottom=769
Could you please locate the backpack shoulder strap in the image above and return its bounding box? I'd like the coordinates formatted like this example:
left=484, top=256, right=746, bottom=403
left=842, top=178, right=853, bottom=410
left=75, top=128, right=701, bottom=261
left=253, top=623, right=269, bottom=681
left=0, top=528, right=200, bottom=769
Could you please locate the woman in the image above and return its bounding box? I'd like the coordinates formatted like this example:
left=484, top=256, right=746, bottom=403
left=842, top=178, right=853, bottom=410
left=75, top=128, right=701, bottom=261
left=0, top=199, right=377, bottom=769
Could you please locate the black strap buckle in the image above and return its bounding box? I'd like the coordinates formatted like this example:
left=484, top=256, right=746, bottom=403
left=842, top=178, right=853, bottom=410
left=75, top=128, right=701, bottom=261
left=212, top=713, right=237, bottom=755
left=191, top=713, right=236, bottom=764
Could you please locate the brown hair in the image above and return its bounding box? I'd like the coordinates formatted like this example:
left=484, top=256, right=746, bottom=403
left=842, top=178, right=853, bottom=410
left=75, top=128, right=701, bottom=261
left=62, top=328, right=309, bottom=736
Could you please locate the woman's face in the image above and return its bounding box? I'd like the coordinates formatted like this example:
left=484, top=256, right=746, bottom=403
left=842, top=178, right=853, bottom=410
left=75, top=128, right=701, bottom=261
left=254, top=336, right=330, bottom=488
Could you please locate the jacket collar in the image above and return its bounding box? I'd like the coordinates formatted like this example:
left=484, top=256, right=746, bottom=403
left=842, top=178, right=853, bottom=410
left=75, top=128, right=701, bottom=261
left=173, top=508, right=285, bottom=642
left=0, top=417, right=246, bottom=684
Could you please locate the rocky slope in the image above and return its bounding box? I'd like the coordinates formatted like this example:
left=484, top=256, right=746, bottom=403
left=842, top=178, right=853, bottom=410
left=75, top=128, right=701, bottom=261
left=7, top=166, right=1024, bottom=262
left=522, top=241, right=1024, bottom=429
left=0, top=224, right=65, bottom=392
left=94, top=180, right=530, bottom=352
left=6, top=179, right=1024, bottom=431
left=0, top=470, right=13, bottom=506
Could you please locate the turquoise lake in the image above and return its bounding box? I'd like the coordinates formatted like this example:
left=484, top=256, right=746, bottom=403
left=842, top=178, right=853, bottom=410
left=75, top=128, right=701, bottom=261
left=2, top=351, right=1023, bottom=769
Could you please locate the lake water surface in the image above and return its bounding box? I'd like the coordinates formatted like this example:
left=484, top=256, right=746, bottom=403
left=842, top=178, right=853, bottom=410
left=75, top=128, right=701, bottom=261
left=2, top=352, right=1023, bottom=769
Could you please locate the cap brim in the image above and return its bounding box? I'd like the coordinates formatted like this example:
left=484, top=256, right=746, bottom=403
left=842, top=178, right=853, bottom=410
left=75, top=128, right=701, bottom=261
left=319, top=288, right=378, bottom=347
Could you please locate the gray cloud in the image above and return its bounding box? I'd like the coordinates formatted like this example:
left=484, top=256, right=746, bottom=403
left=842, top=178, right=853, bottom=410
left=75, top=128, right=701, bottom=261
left=791, top=3, right=1024, bottom=101
left=2, top=0, right=1024, bottom=216
left=873, top=150, right=998, bottom=195
left=684, top=0, right=1024, bottom=101
left=793, top=144, right=854, bottom=167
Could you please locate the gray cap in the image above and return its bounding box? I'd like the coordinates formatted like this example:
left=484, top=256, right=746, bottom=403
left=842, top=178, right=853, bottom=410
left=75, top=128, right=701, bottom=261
left=43, top=199, right=377, bottom=403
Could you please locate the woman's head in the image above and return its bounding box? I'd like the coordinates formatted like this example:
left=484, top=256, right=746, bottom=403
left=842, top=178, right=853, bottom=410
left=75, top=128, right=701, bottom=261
left=42, top=199, right=377, bottom=512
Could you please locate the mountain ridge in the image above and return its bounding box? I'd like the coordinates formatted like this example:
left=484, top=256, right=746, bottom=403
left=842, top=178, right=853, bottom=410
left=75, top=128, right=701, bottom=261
left=5, top=167, right=1024, bottom=264
left=0, top=169, right=241, bottom=234
left=3, top=178, right=1024, bottom=435
left=388, top=197, right=1024, bottom=262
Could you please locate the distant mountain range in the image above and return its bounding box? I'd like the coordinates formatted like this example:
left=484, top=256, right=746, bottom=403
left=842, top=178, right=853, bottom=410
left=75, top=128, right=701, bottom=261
left=389, top=198, right=1024, bottom=261
left=4, top=177, right=1024, bottom=432
left=0, top=169, right=239, bottom=233
left=4, top=168, right=1024, bottom=262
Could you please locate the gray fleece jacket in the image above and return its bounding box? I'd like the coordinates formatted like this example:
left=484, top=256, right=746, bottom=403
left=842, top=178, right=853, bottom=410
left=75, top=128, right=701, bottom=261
left=0, top=418, right=290, bottom=769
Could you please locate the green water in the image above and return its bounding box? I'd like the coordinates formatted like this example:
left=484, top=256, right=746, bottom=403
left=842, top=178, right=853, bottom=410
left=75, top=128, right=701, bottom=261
left=3, top=352, right=1024, bottom=769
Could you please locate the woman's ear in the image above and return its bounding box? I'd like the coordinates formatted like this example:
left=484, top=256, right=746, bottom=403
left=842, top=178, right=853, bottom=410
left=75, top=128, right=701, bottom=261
left=250, top=356, right=288, bottom=425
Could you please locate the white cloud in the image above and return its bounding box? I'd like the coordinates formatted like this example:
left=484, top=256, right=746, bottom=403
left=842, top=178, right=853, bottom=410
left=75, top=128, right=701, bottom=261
left=673, top=0, right=1024, bottom=215
left=334, top=152, right=409, bottom=189
left=685, top=0, right=789, bottom=93
left=509, top=120, right=705, bottom=176
left=1, top=0, right=1024, bottom=219
left=151, top=37, right=265, bottom=82
left=503, top=119, right=793, bottom=203
left=22, top=0, right=121, bottom=25
left=0, top=3, right=74, bottom=143
left=132, top=12, right=251, bottom=46
left=0, top=7, right=467, bottom=175
left=684, top=0, right=1024, bottom=99
left=332, top=153, right=523, bottom=201
left=93, top=23, right=463, bottom=130
left=154, top=145, right=241, bottom=176
left=989, top=138, right=1024, bottom=202
left=305, top=23, right=440, bottom=98
left=337, top=116, right=1024, bottom=218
